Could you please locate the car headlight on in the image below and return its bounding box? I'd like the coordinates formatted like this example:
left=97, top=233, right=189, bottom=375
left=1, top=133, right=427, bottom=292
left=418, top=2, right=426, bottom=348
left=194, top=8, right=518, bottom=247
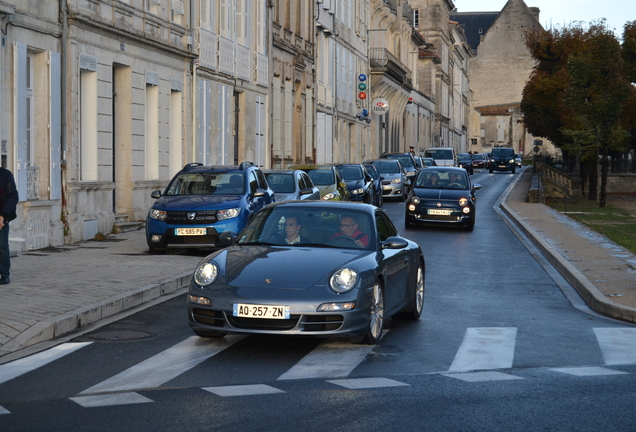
left=491, top=159, right=495, bottom=163
left=352, top=188, right=364, bottom=195
left=194, top=262, right=219, bottom=286
left=459, top=198, right=468, bottom=206
left=330, top=268, right=359, bottom=293
left=149, top=209, right=167, bottom=221
left=391, top=178, right=402, bottom=184
left=322, top=192, right=336, bottom=200
left=509, top=159, right=515, bottom=164
left=412, top=197, right=420, bottom=204
left=217, top=208, right=241, bottom=220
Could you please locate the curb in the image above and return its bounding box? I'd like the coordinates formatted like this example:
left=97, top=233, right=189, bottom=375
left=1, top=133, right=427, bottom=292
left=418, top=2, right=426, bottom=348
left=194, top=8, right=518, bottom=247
left=0, top=272, right=192, bottom=356
left=500, top=201, right=636, bottom=324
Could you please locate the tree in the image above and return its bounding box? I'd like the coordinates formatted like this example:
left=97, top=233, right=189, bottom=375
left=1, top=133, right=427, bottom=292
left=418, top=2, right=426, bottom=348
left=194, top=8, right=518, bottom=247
left=521, top=21, right=634, bottom=206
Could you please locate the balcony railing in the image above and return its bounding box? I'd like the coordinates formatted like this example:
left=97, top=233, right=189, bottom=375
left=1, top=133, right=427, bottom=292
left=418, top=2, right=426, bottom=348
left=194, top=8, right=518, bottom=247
left=218, top=36, right=236, bottom=75
left=27, top=165, right=39, bottom=200
left=253, top=52, right=268, bottom=87
left=236, top=43, right=251, bottom=81
left=369, top=48, right=411, bottom=87
left=197, top=28, right=219, bottom=71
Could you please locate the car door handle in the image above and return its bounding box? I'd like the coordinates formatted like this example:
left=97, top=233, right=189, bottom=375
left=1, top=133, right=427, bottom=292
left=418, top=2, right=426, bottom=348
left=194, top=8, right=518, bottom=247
left=404, top=256, right=409, bottom=263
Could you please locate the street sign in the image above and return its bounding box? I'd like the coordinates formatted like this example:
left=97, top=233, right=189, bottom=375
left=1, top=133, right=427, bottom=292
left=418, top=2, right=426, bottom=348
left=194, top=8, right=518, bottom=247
left=371, top=98, right=389, bottom=115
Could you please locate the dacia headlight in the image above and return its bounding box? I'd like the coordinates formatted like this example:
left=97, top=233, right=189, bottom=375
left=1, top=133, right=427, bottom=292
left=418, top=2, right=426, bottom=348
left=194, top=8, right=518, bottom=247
left=217, top=208, right=241, bottom=220
left=194, top=262, right=219, bottom=286
left=330, top=268, right=359, bottom=293
left=352, top=188, right=364, bottom=195
left=391, top=178, right=402, bottom=184
left=322, top=192, right=336, bottom=200
left=149, top=209, right=167, bottom=221
left=459, top=198, right=468, bottom=206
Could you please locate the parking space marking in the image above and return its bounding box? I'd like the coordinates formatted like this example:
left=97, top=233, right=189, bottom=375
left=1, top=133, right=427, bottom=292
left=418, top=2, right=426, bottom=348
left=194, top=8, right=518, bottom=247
left=449, top=327, right=517, bottom=372
left=594, top=328, right=636, bottom=365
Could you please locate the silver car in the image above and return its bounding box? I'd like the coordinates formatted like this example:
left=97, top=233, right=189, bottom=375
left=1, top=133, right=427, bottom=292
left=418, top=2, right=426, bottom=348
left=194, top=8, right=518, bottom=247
left=364, top=159, right=407, bottom=201
left=263, top=169, right=321, bottom=202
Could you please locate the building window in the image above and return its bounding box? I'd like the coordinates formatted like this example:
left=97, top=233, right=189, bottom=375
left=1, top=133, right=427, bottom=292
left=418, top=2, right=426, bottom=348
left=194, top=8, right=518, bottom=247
left=145, top=83, right=159, bottom=180
left=171, top=0, right=184, bottom=25
left=147, top=0, right=161, bottom=15
left=80, top=69, right=98, bottom=181
left=413, top=9, right=419, bottom=29
left=26, top=53, right=33, bottom=167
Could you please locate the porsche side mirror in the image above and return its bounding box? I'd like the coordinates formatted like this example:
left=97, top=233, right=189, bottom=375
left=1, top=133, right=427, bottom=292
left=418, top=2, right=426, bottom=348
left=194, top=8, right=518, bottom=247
left=381, top=237, right=408, bottom=250
left=151, top=190, right=161, bottom=199
left=219, top=231, right=238, bottom=245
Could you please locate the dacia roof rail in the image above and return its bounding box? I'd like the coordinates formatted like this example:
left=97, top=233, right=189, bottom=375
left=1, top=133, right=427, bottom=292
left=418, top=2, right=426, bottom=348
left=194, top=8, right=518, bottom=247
left=182, top=162, right=204, bottom=171
left=239, top=161, right=255, bottom=170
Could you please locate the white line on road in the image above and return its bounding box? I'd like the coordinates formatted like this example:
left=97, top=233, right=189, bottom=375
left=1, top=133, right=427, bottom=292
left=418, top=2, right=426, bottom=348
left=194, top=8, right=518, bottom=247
left=594, top=328, right=636, bottom=365
left=0, top=342, right=92, bottom=385
left=79, top=335, right=244, bottom=395
left=70, top=392, right=153, bottom=408
left=277, top=340, right=376, bottom=380
left=448, top=327, right=517, bottom=372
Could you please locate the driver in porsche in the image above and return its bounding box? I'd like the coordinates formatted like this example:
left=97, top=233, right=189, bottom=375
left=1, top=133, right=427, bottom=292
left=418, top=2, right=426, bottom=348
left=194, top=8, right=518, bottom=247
left=331, top=215, right=369, bottom=247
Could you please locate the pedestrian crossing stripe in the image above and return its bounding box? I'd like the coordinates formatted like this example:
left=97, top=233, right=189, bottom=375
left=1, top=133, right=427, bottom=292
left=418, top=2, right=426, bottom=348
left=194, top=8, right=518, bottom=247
left=593, top=328, right=636, bottom=365
left=327, top=377, right=410, bottom=389
left=441, top=371, right=524, bottom=382
left=79, top=335, right=244, bottom=395
left=0, top=342, right=92, bottom=385
left=0, top=405, right=10, bottom=415
left=203, top=384, right=285, bottom=397
left=550, top=367, right=629, bottom=376
left=70, top=392, right=153, bottom=408
left=449, top=327, right=517, bottom=372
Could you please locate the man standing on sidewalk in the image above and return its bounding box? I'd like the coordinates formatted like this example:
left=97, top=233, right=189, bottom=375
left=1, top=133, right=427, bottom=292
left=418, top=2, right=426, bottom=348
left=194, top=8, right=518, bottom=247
left=0, top=166, right=18, bottom=284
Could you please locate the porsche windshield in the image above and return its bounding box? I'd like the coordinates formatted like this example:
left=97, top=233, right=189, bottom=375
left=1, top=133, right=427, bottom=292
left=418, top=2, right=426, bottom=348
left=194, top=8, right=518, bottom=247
left=237, top=207, right=374, bottom=250
left=166, top=172, right=245, bottom=196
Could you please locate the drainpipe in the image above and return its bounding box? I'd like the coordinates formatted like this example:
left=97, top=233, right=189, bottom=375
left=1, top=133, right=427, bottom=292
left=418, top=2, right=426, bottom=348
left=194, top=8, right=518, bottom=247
left=191, top=0, right=197, bottom=164
left=60, top=0, right=68, bottom=222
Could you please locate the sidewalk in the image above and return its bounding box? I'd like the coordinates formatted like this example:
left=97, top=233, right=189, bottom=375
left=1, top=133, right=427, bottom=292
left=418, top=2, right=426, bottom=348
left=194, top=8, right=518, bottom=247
left=1, top=170, right=635, bottom=362
left=0, top=231, right=201, bottom=361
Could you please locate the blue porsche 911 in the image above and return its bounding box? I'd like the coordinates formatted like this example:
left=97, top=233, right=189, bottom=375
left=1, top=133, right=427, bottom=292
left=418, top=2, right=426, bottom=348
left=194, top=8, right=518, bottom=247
left=187, top=201, right=425, bottom=344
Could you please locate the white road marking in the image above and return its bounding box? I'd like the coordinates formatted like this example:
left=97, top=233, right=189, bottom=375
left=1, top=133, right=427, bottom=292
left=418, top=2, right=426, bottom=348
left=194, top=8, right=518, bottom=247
left=594, top=328, right=636, bottom=365
left=550, top=367, right=629, bottom=376
left=327, top=377, right=409, bottom=389
left=0, top=342, right=92, bottom=385
left=441, top=371, right=524, bottom=382
left=203, top=384, right=285, bottom=397
left=70, top=392, right=153, bottom=408
left=277, top=340, right=375, bottom=380
left=0, top=405, right=10, bottom=415
left=448, top=327, right=517, bottom=372
left=79, top=335, right=244, bottom=395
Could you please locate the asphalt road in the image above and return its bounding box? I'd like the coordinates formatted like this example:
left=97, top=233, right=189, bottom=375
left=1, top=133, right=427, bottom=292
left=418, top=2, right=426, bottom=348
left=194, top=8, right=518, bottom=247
left=1, top=170, right=635, bottom=432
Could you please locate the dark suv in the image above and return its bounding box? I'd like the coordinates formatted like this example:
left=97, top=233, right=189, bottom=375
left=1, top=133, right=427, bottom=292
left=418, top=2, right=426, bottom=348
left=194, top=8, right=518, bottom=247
left=489, top=148, right=516, bottom=174
left=145, top=162, right=274, bottom=253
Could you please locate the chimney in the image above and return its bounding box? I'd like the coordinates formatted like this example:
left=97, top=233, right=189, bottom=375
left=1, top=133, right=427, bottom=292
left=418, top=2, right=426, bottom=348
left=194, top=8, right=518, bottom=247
left=529, top=7, right=540, bottom=21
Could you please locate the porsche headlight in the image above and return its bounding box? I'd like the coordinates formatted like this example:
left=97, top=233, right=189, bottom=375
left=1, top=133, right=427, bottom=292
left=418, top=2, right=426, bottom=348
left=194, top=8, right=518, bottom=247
left=330, top=268, right=359, bottom=293
left=217, top=208, right=241, bottom=220
left=459, top=198, right=468, bottom=206
left=322, top=192, right=336, bottom=200
left=149, top=209, right=167, bottom=221
left=194, top=262, right=219, bottom=286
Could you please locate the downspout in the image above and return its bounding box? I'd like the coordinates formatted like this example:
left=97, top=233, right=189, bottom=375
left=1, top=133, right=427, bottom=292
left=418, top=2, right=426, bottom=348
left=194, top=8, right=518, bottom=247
left=191, top=0, right=197, bottom=164
left=60, top=0, right=69, bottom=239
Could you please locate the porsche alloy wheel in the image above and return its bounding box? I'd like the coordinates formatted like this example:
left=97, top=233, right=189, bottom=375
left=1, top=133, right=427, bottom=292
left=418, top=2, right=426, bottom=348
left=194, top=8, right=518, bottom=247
left=400, top=262, right=425, bottom=320
left=363, top=281, right=384, bottom=344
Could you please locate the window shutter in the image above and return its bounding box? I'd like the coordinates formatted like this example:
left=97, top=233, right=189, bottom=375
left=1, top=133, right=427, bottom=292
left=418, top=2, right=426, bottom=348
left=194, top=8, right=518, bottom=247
left=50, top=51, right=62, bottom=200
left=15, top=42, right=27, bottom=202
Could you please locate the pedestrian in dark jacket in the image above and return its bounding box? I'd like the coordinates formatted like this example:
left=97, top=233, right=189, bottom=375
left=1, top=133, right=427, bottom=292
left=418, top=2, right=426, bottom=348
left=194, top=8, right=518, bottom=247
left=0, top=167, right=19, bottom=284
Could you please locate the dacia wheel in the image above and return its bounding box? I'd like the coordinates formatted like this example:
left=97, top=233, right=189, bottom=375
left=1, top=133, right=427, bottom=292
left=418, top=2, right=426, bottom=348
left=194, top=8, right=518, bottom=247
left=399, top=262, right=425, bottom=320
left=361, top=280, right=385, bottom=344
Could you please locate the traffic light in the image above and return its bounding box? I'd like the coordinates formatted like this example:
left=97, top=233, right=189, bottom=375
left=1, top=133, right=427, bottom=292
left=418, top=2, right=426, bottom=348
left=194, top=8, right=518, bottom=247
left=358, top=74, right=367, bottom=100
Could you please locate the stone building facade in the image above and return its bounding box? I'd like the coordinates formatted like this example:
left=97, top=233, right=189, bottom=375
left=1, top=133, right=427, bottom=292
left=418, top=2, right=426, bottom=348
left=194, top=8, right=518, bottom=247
left=452, top=0, right=558, bottom=158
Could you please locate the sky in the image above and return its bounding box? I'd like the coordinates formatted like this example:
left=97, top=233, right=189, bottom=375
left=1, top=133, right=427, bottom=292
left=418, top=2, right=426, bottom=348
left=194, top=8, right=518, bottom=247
left=452, top=0, right=635, bottom=36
